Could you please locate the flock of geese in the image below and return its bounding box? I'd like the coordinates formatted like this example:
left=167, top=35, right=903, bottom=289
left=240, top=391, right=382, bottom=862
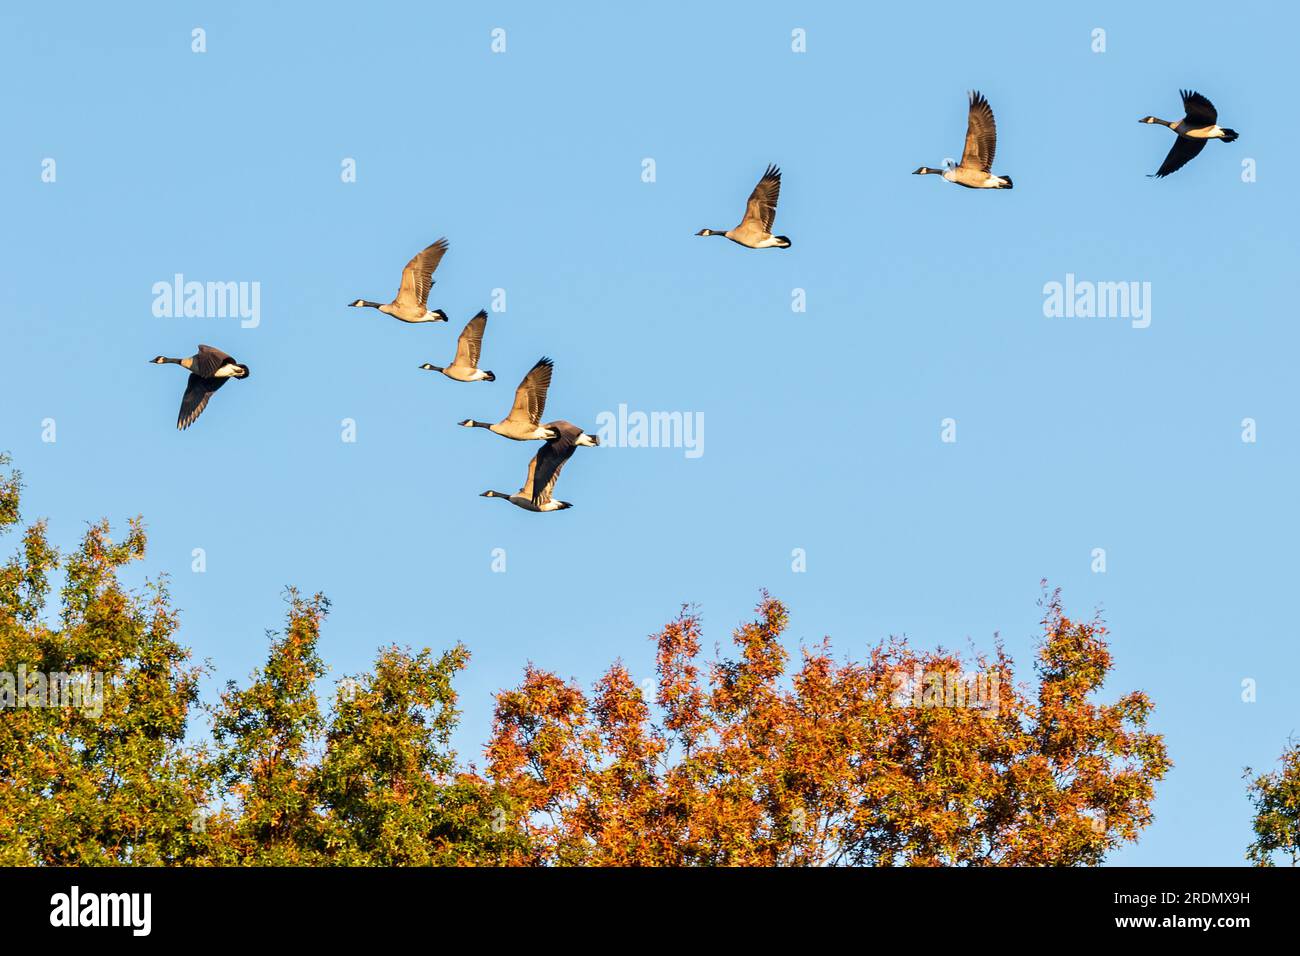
left=909, top=88, right=1236, bottom=188
left=349, top=243, right=602, bottom=511
left=151, top=239, right=600, bottom=512
left=149, top=88, right=1239, bottom=511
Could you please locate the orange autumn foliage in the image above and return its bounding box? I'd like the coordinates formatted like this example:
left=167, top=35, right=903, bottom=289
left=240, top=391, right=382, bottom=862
left=486, top=588, right=1170, bottom=866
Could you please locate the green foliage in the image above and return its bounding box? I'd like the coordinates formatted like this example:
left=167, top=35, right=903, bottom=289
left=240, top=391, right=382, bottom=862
left=0, top=455, right=518, bottom=866
left=0, top=454, right=212, bottom=864
left=207, top=589, right=331, bottom=864
left=318, top=644, right=523, bottom=864
left=1246, top=738, right=1300, bottom=866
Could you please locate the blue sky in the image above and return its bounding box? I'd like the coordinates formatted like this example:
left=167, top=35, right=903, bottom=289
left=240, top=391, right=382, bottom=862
left=1, top=2, right=1295, bottom=865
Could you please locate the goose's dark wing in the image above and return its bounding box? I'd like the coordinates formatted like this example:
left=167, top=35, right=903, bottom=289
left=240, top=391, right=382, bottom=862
left=453, top=310, right=488, bottom=368
left=394, top=238, right=449, bottom=310
left=192, top=344, right=235, bottom=377
left=177, top=374, right=227, bottom=430
left=1181, top=89, right=1218, bottom=127
left=741, top=165, right=781, bottom=232
left=1152, top=136, right=1206, bottom=178
left=960, top=91, right=997, bottom=172
left=505, top=357, right=553, bottom=425
left=529, top=445, right=573, bottom=507
left=530, top=424, right=580, bottom=506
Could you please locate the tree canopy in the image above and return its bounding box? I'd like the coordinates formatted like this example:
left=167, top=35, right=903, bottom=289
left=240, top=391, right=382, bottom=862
left=1246, top=738, right=1300, bottom=866
left=0, top=455, right=1171, bottom=865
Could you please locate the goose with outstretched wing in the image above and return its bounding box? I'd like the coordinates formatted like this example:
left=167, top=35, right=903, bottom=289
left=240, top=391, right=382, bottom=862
left=150, top=344, right=249, bottom=430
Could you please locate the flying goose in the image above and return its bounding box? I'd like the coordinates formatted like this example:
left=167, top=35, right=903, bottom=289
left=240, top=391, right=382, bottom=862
left=459, top=357, right=556, bottom=440
left=480, top=423, right=597, bottom=512
left=528, top=421, right=599, bottom=507
left=696, top=165, right=792, bottom=248
left=348, top=238, right=450, bottom=323
left=420, top=310, right=495, bottom=382
left=150, top=344, right=249, bottom=430
left=1141, top=90, right=1238, bottom=178
left=913, top=91, right=1013, bottom=189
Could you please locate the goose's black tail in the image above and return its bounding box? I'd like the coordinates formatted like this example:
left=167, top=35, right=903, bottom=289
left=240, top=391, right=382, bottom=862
left=1220, top=128, right=1239, bottom=143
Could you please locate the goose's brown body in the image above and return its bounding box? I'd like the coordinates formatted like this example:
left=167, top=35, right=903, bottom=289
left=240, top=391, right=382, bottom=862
left=913, top=91, right=1013, bottom=189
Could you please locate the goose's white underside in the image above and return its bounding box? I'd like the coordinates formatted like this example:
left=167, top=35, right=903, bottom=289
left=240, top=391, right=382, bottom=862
left=386, top=308, right=443, bottom=323
left=942, top=169, right=1007, bottom=188
left=505, top=494, right=566, bottom=512
left=491, top=423, right=554, bottom=441
left=443, top=367, right=490, bottom=382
